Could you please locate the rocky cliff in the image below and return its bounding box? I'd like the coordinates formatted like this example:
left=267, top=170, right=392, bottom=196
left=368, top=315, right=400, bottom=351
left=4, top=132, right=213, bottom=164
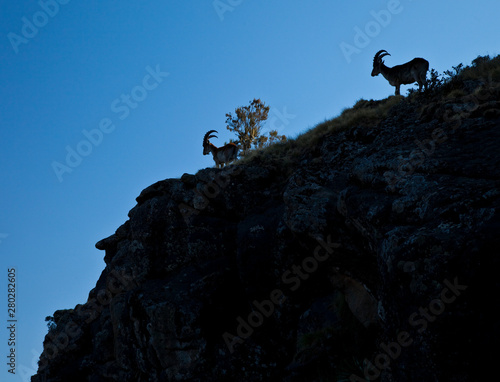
left=33, top=58, right=500, bottom=381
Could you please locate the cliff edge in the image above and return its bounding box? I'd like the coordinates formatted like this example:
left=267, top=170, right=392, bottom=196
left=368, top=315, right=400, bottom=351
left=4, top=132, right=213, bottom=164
left=33, top=57, right=500, bottom=381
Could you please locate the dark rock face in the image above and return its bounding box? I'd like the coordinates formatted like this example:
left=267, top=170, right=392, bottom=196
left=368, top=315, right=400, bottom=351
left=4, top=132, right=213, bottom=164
left=33, top=89, right=499, bottom=381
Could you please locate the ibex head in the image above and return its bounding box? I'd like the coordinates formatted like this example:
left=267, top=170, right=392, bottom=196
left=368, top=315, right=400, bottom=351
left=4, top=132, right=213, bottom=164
left=371, top=50, right=391, bottom=77
left=203, top=130, right=218, bottom=155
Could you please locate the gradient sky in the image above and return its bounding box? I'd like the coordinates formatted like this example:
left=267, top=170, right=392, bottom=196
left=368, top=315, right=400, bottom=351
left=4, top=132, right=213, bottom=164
left=1, top=0, right=498, bottom=379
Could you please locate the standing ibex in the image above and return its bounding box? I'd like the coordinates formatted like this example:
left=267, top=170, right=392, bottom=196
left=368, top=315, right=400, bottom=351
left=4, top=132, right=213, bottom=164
left=202, top=130, right=239, bottom=168
left=371, top=50, right=429, bottom=96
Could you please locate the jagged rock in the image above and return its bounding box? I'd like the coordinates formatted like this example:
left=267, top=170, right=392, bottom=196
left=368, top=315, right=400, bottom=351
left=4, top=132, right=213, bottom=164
left=33, top=76, right=500, bottom=382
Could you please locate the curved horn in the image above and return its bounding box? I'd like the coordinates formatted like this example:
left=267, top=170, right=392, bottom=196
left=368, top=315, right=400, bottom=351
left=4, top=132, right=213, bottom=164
left=376, top=50, right=391, bottom=62
left=380, top=51, right=391, bottom=60
left=374, top=50, right=391, bottom=64
left=203, top=130, right=218, bottom=146
left=208, top=130, right=218, bottom=140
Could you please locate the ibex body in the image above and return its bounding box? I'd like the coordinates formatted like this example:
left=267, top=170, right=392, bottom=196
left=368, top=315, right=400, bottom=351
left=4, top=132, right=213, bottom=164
left=202, top=130, right=238, bottom=168
left=371, top=50, right=429, bottom=96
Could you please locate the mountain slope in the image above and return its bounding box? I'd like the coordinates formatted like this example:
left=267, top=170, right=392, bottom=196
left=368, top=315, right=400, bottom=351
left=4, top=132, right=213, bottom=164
left=33, top=56, right=500, bottom=382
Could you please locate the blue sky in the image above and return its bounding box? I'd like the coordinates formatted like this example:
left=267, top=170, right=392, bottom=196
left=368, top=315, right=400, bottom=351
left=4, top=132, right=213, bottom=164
left=1, top=0, right=498, bottom=379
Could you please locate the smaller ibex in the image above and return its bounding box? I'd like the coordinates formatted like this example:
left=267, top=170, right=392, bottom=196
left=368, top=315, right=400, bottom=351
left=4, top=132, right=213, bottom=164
left=202, top=130, right=239, bottom=168
left=371, top=50, right=429, bottom=96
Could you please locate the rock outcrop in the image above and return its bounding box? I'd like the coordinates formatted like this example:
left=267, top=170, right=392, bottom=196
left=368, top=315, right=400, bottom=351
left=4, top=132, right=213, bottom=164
left=33, top=66, right=499, bottom=381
